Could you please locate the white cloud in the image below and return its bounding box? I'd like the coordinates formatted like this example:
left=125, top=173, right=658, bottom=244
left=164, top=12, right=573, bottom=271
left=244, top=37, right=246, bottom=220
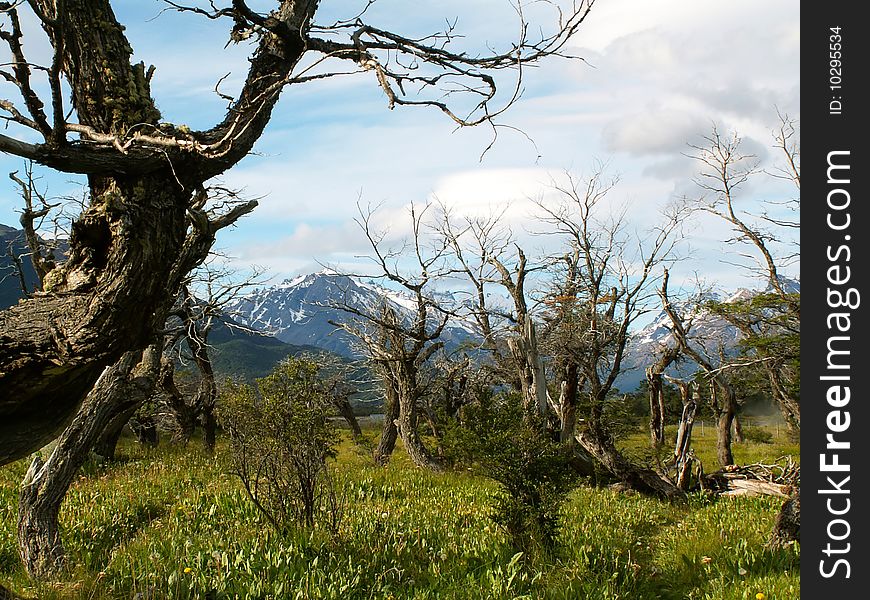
left=602, top=110, right=711, bottom=156
left=0, top=0, right=799, bottom=296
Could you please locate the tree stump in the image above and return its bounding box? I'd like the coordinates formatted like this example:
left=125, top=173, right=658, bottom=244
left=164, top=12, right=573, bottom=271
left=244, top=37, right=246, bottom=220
left=769, top=490, right=800, bottom=548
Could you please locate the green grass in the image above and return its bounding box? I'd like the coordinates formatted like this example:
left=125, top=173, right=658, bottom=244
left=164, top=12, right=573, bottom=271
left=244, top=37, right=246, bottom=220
left=1, top=427, right=799, bottom=599
left=619, top=419, right=800, bottom=473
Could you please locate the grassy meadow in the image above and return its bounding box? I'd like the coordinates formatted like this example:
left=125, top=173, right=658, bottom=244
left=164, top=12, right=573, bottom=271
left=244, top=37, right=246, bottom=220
left=0, top=426, right=799, bottom=599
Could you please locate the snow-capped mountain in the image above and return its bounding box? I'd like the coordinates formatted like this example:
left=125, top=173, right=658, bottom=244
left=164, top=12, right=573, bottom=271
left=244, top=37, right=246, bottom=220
left=615, top=279, right=800, bottom=391
left=224, top=271, right=478, bottom=357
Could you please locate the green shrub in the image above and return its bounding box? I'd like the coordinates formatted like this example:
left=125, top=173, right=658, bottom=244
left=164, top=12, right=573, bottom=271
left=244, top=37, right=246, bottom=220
left=741, top=426, right=774, bottom=444
left=444, top=394, right=580, bottom=556
left=218, top=357, right=341, bottom=533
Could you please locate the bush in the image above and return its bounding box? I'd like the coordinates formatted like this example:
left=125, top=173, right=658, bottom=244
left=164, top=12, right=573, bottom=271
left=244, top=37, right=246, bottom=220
left=741, top=426, right=774, bottom=444
left=443, top=394, right=580, bottom=556
left=218, top=357, right=341, bottom=533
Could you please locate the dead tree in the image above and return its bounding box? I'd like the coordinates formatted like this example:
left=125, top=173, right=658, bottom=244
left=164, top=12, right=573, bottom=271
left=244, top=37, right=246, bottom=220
left=435, top=207, right=522, bottom=408
left=8, top=165, right=59, bottom=292
left=330, top=202, right=451, bottom=471
left=373, top=356, right=401, bottom=465
left=308, top=351, right=365, bottom=439
left=0, top=0, right=595, bottom=466
left=15, top=190, right=253, bottom=578
left=532, top=170, right=687, bottom=498
left=688, top=118, right=800, bottom=432
left=666, top=376, right=700, bottom=491
left=659, top=269, right=738, bottom=467
left=539, top=248, right=595, bottom=444
left=488, top=247, right=551, bottom=421
left=645, top=345, right=680, bottom=449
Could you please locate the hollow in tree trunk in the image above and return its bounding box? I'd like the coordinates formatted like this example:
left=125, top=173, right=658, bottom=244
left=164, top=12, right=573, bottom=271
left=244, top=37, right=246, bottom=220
left=92, top=408, right=132, bottom=462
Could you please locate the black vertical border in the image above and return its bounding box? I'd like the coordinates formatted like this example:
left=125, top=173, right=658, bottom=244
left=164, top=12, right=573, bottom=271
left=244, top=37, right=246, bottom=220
left=802, top=4, right=869, bottom=596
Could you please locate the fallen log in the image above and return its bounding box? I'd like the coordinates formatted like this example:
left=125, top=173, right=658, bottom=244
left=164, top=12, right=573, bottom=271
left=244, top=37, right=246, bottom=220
left=717, top=476, right=792, bottom=498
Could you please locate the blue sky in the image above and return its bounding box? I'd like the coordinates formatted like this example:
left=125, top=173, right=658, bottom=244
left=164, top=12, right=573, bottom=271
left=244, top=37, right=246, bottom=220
left=0, top=0, right=799, bottom=294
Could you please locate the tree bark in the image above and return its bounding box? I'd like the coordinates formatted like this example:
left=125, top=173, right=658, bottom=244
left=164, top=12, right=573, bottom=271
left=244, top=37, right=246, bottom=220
left=18, top=345, right=160, bottom=578
left=765, top=364, right=800, bottom=433
left=334, top=397, right=363, bottom=439
left=157, top=356, right=197, bottom=443
left=712, top=382, right=736, bottom=467
left=769, top=491, right=800, bottom=548
left=129, top=415, right=159, bottom=447
left=558, top=364, right=579, bottom=445
left=92, top=411, right=128, bottom=461
left=373, top=368, right=400, bottom=466
left=646, top=345, right=679, bottom=449
left=671, top=381, right=699, bottom=491
left=188, top=336, right=218, bottom=453
left=394, top=360, right=443, bottom=471
left=732, top=413, right=745, bottom=443
left=576, top=429, right=682, bottom=499
left=647, top=369, right=665, bottom=449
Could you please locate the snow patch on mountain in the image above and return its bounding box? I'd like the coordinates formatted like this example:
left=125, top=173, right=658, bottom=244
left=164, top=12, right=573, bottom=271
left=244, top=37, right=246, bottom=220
left=225, top=271, right=477, bottom=357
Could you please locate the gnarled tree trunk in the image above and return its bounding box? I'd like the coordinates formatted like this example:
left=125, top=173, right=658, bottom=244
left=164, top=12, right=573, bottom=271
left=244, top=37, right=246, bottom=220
left=18, top=345, right=160, bottom=578
left=394, top=359, right=443, bottom=471
left=711, top=382, right=737, bottom=467
left=558, top=364, right=580, bottom=445
left=373, top=366, right=400, bottom=466
left=0, top=0, right=313, bottom=466
left=769, top=490, right=800, bottom=548
left=157, top=356, right=197, bottom=443
left=646, top=344, right=679, bottom=449
left=189, top=339, right=218, bottom=453
left=576, top=429, right=682, bottom=499
left=92, top=404, right=137, bottom=461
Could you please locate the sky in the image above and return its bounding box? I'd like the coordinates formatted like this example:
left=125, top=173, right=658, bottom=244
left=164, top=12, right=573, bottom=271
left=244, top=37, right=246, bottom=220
left=0, top=0, right=800, bottom=296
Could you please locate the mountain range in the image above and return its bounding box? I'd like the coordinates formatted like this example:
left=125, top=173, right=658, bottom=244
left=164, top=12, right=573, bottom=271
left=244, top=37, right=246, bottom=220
left=227, top=271, right=800, bottom=391
left=1, top=223, right=798, bottom=390
left=223, top=271, right=478, bottom=358
left=616, top=279, right=800, bottom=391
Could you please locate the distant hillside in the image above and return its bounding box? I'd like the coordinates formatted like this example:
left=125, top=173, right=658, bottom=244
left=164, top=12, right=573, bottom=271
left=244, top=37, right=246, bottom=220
left=0, top=224, right=41, bottom=308
left=203, top=318, right=318, bottom=380
left=0, top=223, right=68, bottom=309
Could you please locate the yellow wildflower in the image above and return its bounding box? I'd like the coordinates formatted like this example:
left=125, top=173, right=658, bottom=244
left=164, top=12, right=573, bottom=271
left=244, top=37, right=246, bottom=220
left=755, top=594, right=765, bottom=600
left=183, top=567, right=192, bottom=574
